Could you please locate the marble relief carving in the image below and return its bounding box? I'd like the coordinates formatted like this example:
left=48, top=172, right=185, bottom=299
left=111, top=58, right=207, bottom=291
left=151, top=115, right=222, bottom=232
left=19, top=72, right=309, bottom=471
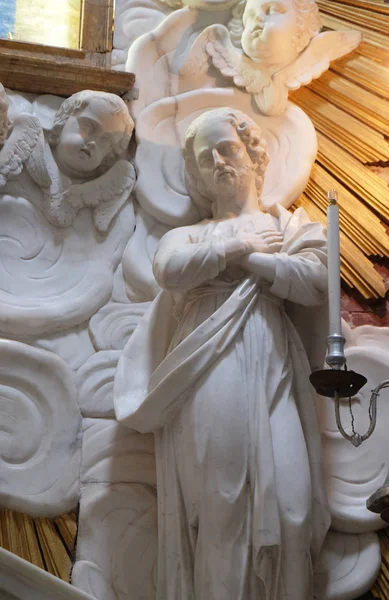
left=0, top=84, right=159, bottom=598
left=183, top=0, right=361, bottom=115
left=0, top=90, right=136, bottom=338
left=0, top=0, right=385, bottom=598
left=0, top=340, right=80, bottom=517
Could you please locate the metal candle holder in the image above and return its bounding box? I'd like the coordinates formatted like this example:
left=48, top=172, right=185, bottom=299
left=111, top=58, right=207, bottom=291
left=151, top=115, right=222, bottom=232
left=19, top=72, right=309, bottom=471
left=309, top=190, right=389, bottom=522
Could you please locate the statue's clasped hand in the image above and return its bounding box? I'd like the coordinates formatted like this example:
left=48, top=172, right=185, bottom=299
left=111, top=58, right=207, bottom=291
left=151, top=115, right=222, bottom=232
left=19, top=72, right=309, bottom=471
left=236, top=230, right=283, bottom=255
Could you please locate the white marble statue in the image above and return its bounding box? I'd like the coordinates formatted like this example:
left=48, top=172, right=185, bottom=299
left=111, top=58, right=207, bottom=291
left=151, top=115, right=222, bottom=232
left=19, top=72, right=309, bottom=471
left=114, top=107, right=331, bottom=599
left=182, top=0, right=362, bottom=114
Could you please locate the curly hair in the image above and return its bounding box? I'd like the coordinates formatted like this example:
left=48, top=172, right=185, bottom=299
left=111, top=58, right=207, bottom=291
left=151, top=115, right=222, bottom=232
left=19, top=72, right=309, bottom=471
left=183, top=108, right=269, bottom=218
left=49, top=90, right=134, bottom=172
left=0, top=84, right=12, bottom=144
left=292, top=0, right=321, bottom=52
left=228, top=0, right=321, bottom=53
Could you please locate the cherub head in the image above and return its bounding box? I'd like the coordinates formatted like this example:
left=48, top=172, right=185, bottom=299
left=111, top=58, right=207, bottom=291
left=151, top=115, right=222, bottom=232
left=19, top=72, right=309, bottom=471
left=183, top=108, right=269, bottom=218
left=50, top=90, right=134, bottom=179
left=230, top=0, right=320, bottom=67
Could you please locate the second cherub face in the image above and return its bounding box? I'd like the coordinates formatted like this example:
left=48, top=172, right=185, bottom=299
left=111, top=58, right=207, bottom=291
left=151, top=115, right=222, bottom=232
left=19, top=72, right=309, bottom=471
left=241, top=0, right=300, bottom=68
left=55, top=97, right=126, bottom=179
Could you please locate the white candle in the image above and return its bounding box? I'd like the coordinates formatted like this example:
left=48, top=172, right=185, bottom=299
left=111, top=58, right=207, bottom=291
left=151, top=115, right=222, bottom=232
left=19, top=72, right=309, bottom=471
left=327, top=190, right=342, bottom=336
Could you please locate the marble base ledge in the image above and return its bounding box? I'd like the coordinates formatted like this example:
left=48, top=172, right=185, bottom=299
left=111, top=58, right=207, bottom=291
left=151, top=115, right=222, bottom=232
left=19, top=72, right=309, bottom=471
left=0, top=547, right=96, bottom=600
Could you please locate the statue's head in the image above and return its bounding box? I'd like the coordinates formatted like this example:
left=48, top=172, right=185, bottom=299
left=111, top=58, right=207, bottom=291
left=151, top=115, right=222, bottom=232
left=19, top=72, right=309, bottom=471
left=231, top=0, right=320, bottom=65
left=0, top=84, right=12, bottom=144
left=50, top=90, right=134, bottom=178
left=183, top=108, right=269, bottom=218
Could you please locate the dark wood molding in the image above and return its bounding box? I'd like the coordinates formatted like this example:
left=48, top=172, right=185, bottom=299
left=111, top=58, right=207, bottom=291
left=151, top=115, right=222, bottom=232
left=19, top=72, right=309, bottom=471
left=0, top=49, right=134, bottom=97
left=80, top=0, right=114, bottom=53
left=0, top=39, right=86, bottom=59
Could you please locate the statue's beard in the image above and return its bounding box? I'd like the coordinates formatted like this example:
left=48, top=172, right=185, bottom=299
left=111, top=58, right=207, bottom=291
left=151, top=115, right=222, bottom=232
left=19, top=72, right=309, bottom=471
left=213, top=165, right=238, bottom=184
left=206, top=163, right=254, bottom=200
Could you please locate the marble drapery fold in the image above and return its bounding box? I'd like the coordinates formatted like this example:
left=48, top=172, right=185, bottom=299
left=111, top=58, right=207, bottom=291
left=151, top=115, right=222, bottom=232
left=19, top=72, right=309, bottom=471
left=115, top=205, right=330, bottom=600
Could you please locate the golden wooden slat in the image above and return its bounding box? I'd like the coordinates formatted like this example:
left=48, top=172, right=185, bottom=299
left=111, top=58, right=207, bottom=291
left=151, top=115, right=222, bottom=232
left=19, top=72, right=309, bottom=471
left=317, top=133, right=389, bottom=221
left=330, top=53, right=389, bottom=99
left=16, top=512, right=45, bottom=571
left=309, top=164, right=389, bottom=254
left=0, top=509, right=77, bottom=581
left=292, top=87, right=389, bottom=163
left=295, top=195, right=382, bottom=297
left=295, top=195, right=385, bottom=297
left=321, top=13, right=389, bottom=50
left=34, top=517, right=72, bottom=580
left=322, top=0, right=389, bottom=14
left=380, top=530, right=389, bottom=560
left=356, top=42, right=389, bottom=66
left=306, top=72, right=389, bottom=136
left=0, top=509, right=45, bottom=570
left=318, top=0, right=389, bottom=34
left=307, top=164, right=389, bottom=256
left=373, top=573, right=389, bottom=599
left=307, top=183, right=378, bottom=256
left=3, top=509, right=28, bottom=561
left=54, top=513, right=77, bottom=557
left=373, top=581, right=389, bottom=598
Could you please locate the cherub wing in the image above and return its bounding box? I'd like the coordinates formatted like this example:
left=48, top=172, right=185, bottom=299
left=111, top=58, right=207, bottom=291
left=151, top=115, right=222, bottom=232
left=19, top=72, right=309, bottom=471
left=179, top=27, right=214, bottom=78
left=0, top=84, right=12, bottom=144
left=281, top=30, right=362, bottom=91
left=255, top=30, right=362, bottom=116
left=207, top=25, right=271, bottom=93
left=0, top=113, right=51, bottom=188
left=66, top=160, right=136, bottom=233
left=183, top=24, right=270, bottom=94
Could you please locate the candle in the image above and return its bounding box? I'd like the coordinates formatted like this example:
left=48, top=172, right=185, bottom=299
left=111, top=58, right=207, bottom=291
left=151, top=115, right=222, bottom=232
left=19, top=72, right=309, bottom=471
left=327, top=190, right=342, bottom=337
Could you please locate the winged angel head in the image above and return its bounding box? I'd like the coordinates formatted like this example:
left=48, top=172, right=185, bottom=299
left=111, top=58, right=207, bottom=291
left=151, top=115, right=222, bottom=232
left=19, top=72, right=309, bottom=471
left=0, top=86, right=136, bottom=232
left=43, top=91, right=136, bottom=232
left=50, top=90, right=134, bottom=180
left=185, top=0, right=362, bottom=115
left=239, top=0, right=321, bottom=67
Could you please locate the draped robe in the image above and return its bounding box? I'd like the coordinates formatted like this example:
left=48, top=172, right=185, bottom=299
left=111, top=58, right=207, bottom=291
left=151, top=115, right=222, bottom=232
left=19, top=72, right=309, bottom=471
left=114, top=205, right=331, bottom=600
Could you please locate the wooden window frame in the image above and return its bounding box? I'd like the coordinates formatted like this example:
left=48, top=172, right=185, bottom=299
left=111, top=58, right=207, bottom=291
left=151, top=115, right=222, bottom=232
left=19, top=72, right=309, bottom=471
left=0, top=0, right=135, bottom=97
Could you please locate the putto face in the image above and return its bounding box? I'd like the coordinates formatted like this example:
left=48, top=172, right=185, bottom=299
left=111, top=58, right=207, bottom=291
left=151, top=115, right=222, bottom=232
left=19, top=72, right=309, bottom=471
left=56, top=97, right=126, bottom=177
left=241, top=0, right=300, bottom=66
left=193, top=118, right=255, bottom=202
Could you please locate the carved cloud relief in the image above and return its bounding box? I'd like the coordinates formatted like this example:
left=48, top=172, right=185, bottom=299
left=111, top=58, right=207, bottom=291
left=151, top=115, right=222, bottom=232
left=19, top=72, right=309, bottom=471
left=0, top=87, right=138, bottom=521
left=0, top=340, right=81, bottom=517
left=0, top=90, right=136, bottom=337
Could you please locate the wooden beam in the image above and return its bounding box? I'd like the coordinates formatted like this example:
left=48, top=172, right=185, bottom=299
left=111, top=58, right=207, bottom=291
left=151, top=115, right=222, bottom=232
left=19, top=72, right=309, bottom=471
left=0, top=48, right=134, bottom=97
left=81, top=0, right=114, bottom=53
left=0, top=39, right=85, bottom=59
